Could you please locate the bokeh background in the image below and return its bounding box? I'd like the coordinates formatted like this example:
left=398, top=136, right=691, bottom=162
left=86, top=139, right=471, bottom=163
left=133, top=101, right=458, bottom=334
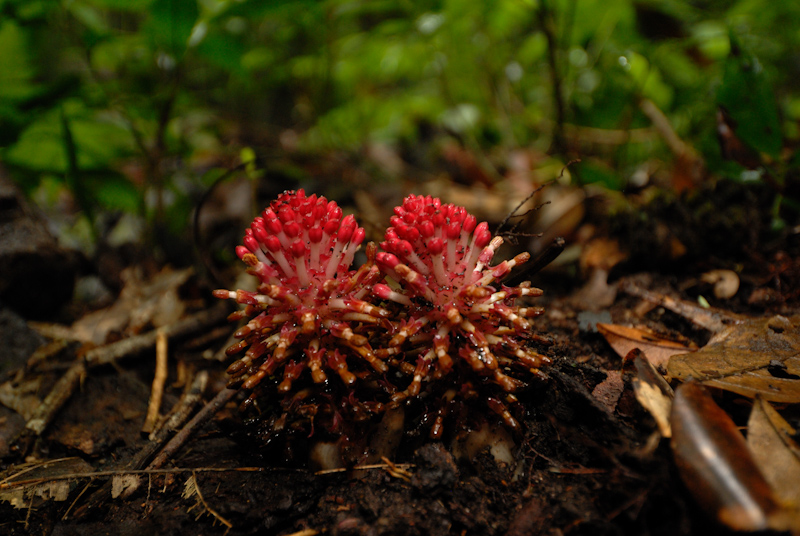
left=2, top=0, right=798, bottom=265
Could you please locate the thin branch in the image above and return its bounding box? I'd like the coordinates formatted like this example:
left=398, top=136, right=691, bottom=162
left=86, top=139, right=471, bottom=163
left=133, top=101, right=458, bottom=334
left=83, top=304, right=230, bottom=368
left=18, top=305, right=229, bottom=448
left=24, top=361, right=85, bottom=435
left=186, top=471, right=233, bottom=529
left=0, top=457, right=80, bottom=487
left=1, top=467, right=267, bottom=490
left=147, top=386, right=238, bottom=471
left=150, top=370, right=208, bottom=441
left=538, top=0, right=567, bottom=155
left=141, top=329, right=169, bottom=434
left=314, top=462, right=415, bottom=476
left=192, top=162, right=248, bottom=287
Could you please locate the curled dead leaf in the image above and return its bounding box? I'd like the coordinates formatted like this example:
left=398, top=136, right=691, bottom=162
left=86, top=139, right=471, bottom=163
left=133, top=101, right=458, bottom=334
left=671, top=383, right=785, bottom=531
left=597, top=323, right=698, bottom=370
left=631, top=352, right=674, bottom=437
left=747, top=398, right=800, bottom=516
left=668, top=315, right=800, bottom=403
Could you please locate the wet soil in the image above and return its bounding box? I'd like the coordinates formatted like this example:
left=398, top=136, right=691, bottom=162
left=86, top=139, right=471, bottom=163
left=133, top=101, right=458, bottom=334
left=1, top=181, right=798, bottom=536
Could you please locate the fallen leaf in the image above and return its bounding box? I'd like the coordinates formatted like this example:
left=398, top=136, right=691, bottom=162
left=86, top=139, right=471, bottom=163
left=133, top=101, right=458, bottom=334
left=598, top=323, right=698, bottom=369
left=671, top=382, right=785, bottom=531
left=580, top=237, right=627, bottom=272
left=668, top=315, right=800, bottom=402
left=0, top=457, right=93, bottom=509
left=111, top=474, right=141, bottom=499
left=631, top=352, right=674, bottom=437
left=0, top=376, right=43, bottom=420
left=747, top=398, right=800, bottom=510
left=71, top=266, right=193, bottom=344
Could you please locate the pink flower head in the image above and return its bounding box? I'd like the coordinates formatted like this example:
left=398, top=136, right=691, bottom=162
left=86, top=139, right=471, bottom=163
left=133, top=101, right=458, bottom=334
left=213, top=190, right=388, bottom=408
left=375, top=194, right=549, bottom=430
left=214, top=190, right=551, bottom=441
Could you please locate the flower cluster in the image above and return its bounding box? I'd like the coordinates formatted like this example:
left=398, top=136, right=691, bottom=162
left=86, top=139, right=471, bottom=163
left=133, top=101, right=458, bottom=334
left=214, top=190, right=549, bottom=440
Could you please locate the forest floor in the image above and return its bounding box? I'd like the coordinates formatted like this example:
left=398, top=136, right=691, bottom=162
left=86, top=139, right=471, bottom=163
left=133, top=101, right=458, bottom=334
left=0, top=176, right=798, bottom=536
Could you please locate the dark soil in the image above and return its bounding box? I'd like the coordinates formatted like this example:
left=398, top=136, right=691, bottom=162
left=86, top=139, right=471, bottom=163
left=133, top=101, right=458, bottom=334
left=1, top=180, right=798, bottom=536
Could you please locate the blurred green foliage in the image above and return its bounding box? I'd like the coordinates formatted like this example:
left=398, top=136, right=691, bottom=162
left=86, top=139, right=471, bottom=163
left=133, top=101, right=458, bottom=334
left=0, top=0, right=798, bottom=250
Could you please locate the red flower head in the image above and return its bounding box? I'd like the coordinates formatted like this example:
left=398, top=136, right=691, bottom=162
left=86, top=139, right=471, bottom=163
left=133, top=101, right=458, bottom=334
left=213, top=190, right=388, bottom=412
left=374, top=194, right=550, bottom=431
left=215, top=190, right=551, bottom=444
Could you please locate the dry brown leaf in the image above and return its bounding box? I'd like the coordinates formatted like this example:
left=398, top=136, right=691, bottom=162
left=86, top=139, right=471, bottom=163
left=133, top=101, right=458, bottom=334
left=747, top=398, right=800, bottom=512
left=0, top=457, right=93, bottom=509
left=71, top=266, right=193, bottom=344
left=667, top=315, right=800, bottom=402
left=0, top=377, right=43, bottom=420
left=631, top=353, right=674, bottom=437
left=671, top=383, right=785, bottom=531
left=597, top=323, right=698, bottom=369
left=580, top=237, right=627, bottom=272
left=111, top=474, right=141, bottom=499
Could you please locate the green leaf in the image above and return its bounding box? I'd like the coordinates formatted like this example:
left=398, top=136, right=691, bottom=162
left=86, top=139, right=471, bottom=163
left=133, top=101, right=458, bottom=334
left=576, top=160, right=625, bottom=190
left=85, top=0, right=153, bottom=10
left=86, top=174, right=142, bottom=213
left=5, top=105, right=135, bottom=173
left=0, top=20, right=36, bottom=101
left=196, top=32, right=246, bottom=76
left=717, top=35, right=782, bottom=158
left=146, top=0, right=199, bottom=58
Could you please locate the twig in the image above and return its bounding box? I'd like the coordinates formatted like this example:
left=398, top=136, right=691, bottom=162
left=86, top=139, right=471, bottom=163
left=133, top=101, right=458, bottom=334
left=147, top=386, right=238, bottom=471
left=62, top=478, right=94, bottom=520
left=117, top=371, right=208, bottom=499
left=314, top=462, right=415, bottom=476
left=150, top=370, right=208, bottom=441
left=284, top=530, right=322, bottom=536
left=142, top=329, right=169, bottom=434
left=25, top=361, right=85, bottom=435
left=1, top=466, right=267, bottom=490
left=639, top=99, right=692, bottom=160
left=71, top=371, right=213, bottom=508
left=503, top=236, right=566, bottom=285
left=20, top=305, right=229, bottom=442
left=618, top=278, right=743, bottom=333
left=185, top=471, right=232, bottom=529
left=497, top=182, right=549, bottom=236
left=561, top=122, right=656, bottom=145
left=0, top=457, right=79, bottom=487
left=83, top=304, right=229, bottom=368
left=380, top=456, right=412, bottom=482
left=639, top=99, right=705, bottom=184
